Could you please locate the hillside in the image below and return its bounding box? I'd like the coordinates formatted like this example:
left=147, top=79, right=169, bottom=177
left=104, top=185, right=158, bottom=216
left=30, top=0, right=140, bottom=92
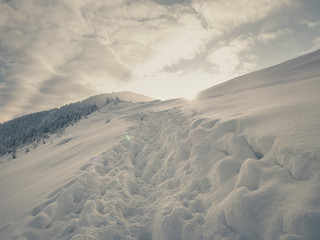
left=0, top=50, right=320, bottom=240
left=0, top=91, right=154, bottom=156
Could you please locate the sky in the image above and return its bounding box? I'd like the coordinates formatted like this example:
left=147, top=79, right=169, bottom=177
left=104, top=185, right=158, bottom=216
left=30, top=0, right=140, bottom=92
left=0, top=0, right=320, bottom=123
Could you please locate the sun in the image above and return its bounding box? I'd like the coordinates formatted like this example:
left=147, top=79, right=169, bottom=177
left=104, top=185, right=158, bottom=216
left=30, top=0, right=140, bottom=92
left=184, top=92, right=198, bottom=101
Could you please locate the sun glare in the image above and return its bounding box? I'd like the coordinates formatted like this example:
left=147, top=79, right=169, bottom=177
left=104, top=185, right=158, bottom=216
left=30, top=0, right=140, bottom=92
left=184, top=92, right=198, bottom=101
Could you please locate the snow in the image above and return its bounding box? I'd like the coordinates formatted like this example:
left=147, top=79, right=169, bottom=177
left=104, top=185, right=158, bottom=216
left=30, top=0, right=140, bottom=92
left=1, top=50, right=320, bottom=239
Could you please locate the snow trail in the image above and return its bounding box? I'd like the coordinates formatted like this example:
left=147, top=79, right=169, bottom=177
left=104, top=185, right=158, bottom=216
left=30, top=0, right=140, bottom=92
left=2, top=105, right=311, bottom=240
left=1, top=100, right=320, bottom=240
left=1, top=107, right=193, bottom=239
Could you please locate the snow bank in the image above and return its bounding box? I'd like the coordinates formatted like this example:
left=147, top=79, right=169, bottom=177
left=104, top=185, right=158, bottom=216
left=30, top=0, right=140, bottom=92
left=1, top=50, right=320, bottom=239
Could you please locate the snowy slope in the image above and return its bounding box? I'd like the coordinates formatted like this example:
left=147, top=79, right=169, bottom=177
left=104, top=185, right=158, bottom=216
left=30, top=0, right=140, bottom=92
left=0, top=50, right=320, bottom=240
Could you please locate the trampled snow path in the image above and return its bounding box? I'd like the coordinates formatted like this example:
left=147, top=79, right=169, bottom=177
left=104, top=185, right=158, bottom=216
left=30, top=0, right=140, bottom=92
left=1, top=107, right=199, bottom=239
left=3, top=103, right=319, bottom=240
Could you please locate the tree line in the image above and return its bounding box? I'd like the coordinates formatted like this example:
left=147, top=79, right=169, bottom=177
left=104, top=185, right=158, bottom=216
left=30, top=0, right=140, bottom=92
left=0, top=95, right=122, bottom=157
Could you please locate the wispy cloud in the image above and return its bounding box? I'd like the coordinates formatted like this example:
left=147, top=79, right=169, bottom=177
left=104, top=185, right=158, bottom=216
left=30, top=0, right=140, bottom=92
left=206, top=36, right=257, bottom=86
left=302, top=20, right=320, bottom=29
left=0, top=0, right=306, bottom=122
left=257, top=22, right=292, bottom=44
left=192, top=0, right=294, bottom=30
left=306, top=37, right=320, bottom=53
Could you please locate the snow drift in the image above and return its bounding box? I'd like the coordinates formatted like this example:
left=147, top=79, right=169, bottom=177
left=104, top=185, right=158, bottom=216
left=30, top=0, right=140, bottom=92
left=0, top=50, right=320, bottom=240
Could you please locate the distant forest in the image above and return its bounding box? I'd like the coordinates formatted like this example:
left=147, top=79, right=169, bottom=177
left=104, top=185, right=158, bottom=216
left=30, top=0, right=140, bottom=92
left=0, top=95, right=121, bottom=157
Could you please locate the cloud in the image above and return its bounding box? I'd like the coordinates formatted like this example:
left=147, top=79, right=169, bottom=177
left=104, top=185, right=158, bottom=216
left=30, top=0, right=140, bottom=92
left=302, top=20, right=320, bottom=29
left=138, top=0, right=294, bottom=76
left=191, top=0, right=294, bottom=30
left=0, top=0, right=296, bottom=122
left=0, top=0, right=133, bottom=121
left=305, top=36, right=320, bottom=53
left=207, top=36, right=256, bottom=75
left=257, top=22, right=292, bottom=44
left=312, top=37, right=320, bottom=50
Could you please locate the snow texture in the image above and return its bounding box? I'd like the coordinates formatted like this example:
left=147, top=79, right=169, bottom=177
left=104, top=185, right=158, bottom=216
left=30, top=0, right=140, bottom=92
left=0, top=50, right=320, bottom=239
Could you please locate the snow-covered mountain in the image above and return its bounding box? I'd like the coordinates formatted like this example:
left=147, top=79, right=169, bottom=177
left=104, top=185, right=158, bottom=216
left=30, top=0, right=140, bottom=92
left=0, top=50, right=320, bottom=240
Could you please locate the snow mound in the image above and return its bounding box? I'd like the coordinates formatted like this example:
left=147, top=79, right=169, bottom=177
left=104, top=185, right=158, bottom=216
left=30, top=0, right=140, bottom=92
left=1, top=50, right=320, bottom=239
